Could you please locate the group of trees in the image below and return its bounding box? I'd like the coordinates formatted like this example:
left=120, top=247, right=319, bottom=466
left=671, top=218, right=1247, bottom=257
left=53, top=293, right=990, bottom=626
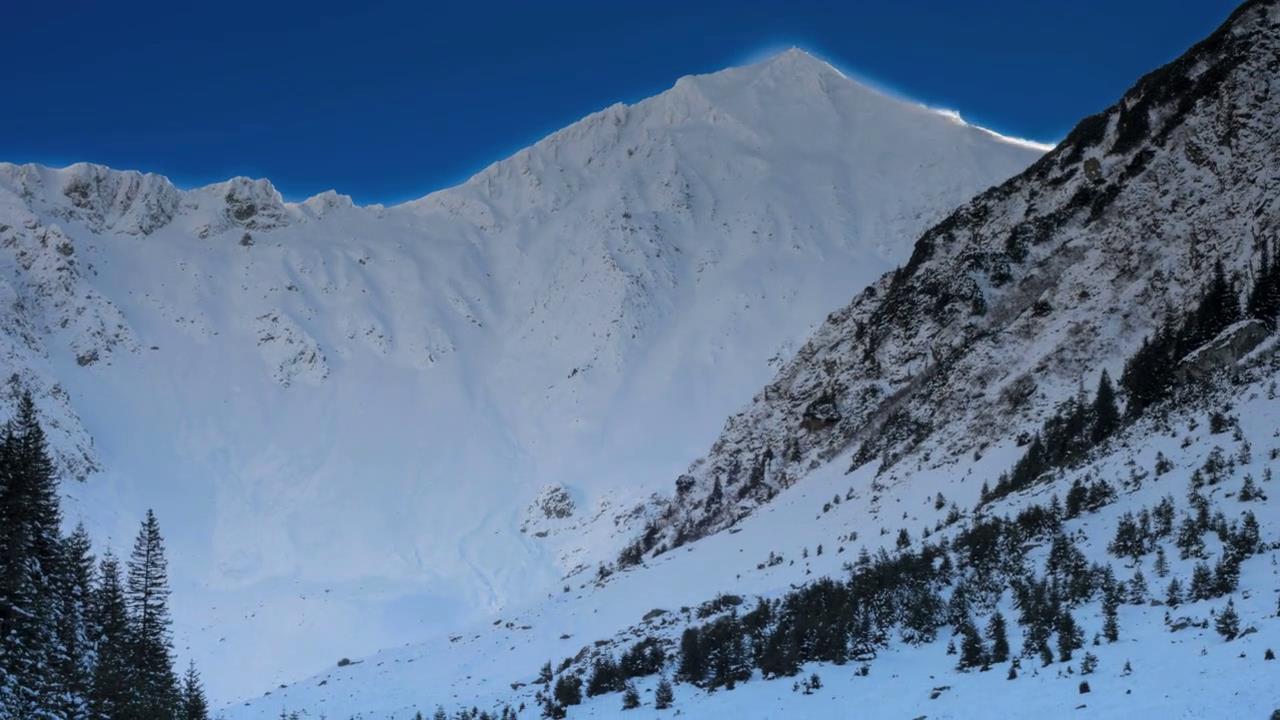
left=987, top=253, right=1279, bottom=509
left=1123, top=253, right=1280, bottom=417
left=0, top=393, right=207, bottom=719
left=540, top=448, right=1266, bottom=716
left=984, top=371, right=1122, bottom=506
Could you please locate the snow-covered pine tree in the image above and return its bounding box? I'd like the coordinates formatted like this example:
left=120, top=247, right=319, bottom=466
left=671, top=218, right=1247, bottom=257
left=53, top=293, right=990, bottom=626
left=0, top=392, right=67, bottom=719
left=125, top=510, right=180, bottom=717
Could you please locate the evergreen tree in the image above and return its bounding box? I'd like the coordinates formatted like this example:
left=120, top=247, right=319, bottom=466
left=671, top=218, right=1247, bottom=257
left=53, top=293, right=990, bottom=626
left=55, top=524, right=97, bottom=720
left=1128, top=569, right=1149, bottom=605
left=1190, top=562, right=1215, bottom=601
left=620, top=681, right=640, bottom=710
left=1103, top=596, right=1120, bottom=642
left=0, top=393, right=66, bottom=718
left=124, top=510, right=179, bottom=718
left=181, top=661, right=210, bottom=720
left=1215, top=599, right=1240, bottom=641
left=1165, top=577, right=1183, bottom=607
left=986, top=611, right=1010, bottom=664
left=676, top=627, right=705, bottom=685
left=654, top=676, right=674, bottom=709
left=551, top=675, right=582, bottom=707
left=586, top=653, right=622, bottom=697
left=1056, top=610, right=1083, bottom=662
left=90, top=552, right=131, bottom=720
left=1246, top=240, right=1280, bottom=328
left=1091, top=371, right=1120, bottom=444
left=956, top=617, right=986, bottom=671
left=1154, top=545, right=1170, bottom=578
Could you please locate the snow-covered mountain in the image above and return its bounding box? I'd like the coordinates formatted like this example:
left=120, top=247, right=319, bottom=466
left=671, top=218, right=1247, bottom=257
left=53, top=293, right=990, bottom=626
left=220, top=2, right=1280, bottom=718
left=0, top=49, right=1043, bottom=700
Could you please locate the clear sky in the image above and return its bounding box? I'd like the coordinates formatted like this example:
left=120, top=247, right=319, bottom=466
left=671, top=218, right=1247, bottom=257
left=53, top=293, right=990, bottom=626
left=3, top=0, right=1240, bottom=205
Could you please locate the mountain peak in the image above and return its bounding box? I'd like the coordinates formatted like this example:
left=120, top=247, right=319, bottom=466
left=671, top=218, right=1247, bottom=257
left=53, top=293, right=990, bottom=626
left=755, top=46, right=836, bottom=73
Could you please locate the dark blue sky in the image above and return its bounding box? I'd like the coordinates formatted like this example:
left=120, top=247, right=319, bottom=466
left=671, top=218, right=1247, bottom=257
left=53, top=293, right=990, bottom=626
left=4, top=1, right=1239, bottom=204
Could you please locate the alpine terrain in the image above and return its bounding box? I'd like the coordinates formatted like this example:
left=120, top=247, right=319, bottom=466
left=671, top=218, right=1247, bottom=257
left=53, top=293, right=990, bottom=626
left=0, top=48, right=1044, bottom=703
left=217, top=0, right=1280, bottom=717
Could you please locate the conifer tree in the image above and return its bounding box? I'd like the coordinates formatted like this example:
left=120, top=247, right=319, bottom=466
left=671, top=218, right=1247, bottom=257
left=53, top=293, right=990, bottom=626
left=1215, top=599, right=1240, bottom=640
left=676, top=627, right=705, bottom=685
left=654, top=676, right=674, bottom=709
left=0, top=392, right=66, bottom=717
left=620, top=681, right=640, bottom=710
left=181, top=661, right=210, bottom=720
left=125, top=510, right=179, bottom=718
left=956, top=617, right=986, bottom=671
left=90, top=552, right=131, bottom=719
left=1056, top=610, right=1082, bottom=662
left=56, top=524, right=97, bottom=720
left=1154, top=545, right=1170, bottom=578
left=1091, top=371, right=1120, bottom=444
left=1246, top=240, right=1280, bottom=328
left=1128, top=569, right=1149, bottom=604
left=1165, top=577, right=1183, bottom=607
left=986, top=611, right=1010, bottom=664
left=1103, top=596, right=1120, bottom=642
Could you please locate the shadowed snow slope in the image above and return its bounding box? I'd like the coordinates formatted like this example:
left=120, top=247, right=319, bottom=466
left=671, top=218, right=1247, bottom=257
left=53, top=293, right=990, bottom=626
left=0, top=48, right=1041, bottom=701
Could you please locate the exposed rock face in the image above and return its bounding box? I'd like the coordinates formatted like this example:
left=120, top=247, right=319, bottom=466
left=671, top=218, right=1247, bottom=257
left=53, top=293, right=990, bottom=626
left=624, top=0, right=1280, bottom=558
left=1176, top=319, right=1271, bottom=383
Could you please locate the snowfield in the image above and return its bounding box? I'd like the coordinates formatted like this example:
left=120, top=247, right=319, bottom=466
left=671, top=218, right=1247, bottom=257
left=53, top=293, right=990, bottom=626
left=0, top=48, right=1041, bottom=701
left=225, top=347, right=1280, bottom=719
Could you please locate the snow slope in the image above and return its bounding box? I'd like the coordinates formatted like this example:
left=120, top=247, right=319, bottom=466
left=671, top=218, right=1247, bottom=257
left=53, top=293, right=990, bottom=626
left=225, top=331, right=1280, bottom=720
left=0, top=49, right=1042, bottom=700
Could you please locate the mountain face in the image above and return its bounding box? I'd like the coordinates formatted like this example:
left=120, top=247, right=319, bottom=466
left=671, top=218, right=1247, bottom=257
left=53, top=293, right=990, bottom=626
left=619, top=0, right=1280, bottom=559
left=220, top=3, right=1280, bottom=718
left=0, top=50, right=1042, bottom=699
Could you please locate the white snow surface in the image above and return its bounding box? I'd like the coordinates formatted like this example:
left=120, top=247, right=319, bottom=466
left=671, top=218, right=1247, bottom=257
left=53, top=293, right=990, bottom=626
left=0, top=48, right=1043, bottom=701
left=225, top=343, right=1280, bottom=720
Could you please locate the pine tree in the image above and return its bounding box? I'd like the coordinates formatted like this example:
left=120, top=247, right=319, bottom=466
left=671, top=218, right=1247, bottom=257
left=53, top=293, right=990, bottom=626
left=654, top=676, right=674, bottom=709
left=676, top=627, right=704, bottom=685
left=1091, top=371, right=1120, bottom=444
left=1165, top=577, right=1183, bottom=607
left=125, top=510, right=179, bottom=718
left=55, top=524, right=97, bottom=720
left=0, top=392, right=66, bottom=718
left=956, top=617, right=986, bottom=671
left=552, top=675, right=582, bottom=707
left=1057, top=610, right=1082, bottom=662
left=1128, top=569, right=1149, bottom=604
left=1247, top=240, right=1280, bottom=328
left=1103, top=596, right=1120, bottom=643
left=1215, top=599, right=1241, bottom=640
left=620, top=681, right=640, bottom=710
left=1190, top=562, right=1215, bottom=601
left=1154, top=546, right=1170, bottom=578
left=90, top=552, right=131, bottom=719
left=586, top=653, right=622, bottom=697
left=986, top=611, right=1010, bottom=664
left=181, top=661, right=209, bottom=720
